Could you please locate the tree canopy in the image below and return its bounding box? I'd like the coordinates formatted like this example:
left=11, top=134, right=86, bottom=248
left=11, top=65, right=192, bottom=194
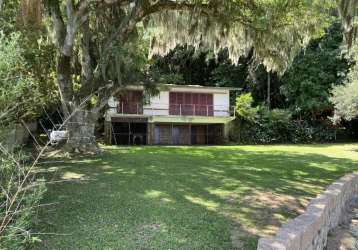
left=148, top=0, right=333, bottom=73
left=329, top=0, right=358, bottom=123
left=331, top=42, right=358, bottom=123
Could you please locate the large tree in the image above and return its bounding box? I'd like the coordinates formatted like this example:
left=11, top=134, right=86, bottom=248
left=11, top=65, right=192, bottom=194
left=329, top=0, right=358, bottom=123
left=41, top=0, right=331, bottom=153
left=281, top=21, right=350, bottom=119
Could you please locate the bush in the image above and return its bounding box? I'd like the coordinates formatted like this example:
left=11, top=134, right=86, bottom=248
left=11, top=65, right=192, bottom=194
left=235, top=93, right=258, bottom=122
left=232, top=107, right=336, bottom=144
left=0, top=148, right=46, bottom=249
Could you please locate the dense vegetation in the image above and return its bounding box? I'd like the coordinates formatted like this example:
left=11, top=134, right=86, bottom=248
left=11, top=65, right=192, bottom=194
left=0, top=1, right=54, bottom=249
left=151, top=21, right=353, bottom=143
left=1, top=0, right=358, bottom=249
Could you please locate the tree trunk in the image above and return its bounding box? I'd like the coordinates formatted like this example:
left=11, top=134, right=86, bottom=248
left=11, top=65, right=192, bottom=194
left=267, top=71, right=271, bottom=110
left=64, top=109, right=101, bottom=154
left=57, top=54, right=73, bottom=117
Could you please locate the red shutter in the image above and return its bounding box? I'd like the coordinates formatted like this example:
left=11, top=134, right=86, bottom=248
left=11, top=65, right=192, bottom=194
left=169, top=92, right=175, bottom=115
left=184, top=93, right=193, bottom=115
left=177, top=93, right=183, bottom=104
left=207, top=94, right=213, bottom=116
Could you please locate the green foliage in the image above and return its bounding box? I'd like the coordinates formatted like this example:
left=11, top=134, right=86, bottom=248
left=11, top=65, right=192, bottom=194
left=235, top=93, right=258, bottom=122
left=231, top=105, right=336, bottom=144
left=281, top=22, right=350, bottom=117
left=152, top=22, right=351, bottom=120
left=157, top=73, right=184, bottom=85
left=148, top=0, right=334, bottom=74
left=0, top=151, right=46, bottom=250
left=0, top=0, right=57, bottom=123
left=331, top=42, right=358, bottom=123
left=233, top=108, right=292, bottom=143
left=0, top=32, right=44, bottom=123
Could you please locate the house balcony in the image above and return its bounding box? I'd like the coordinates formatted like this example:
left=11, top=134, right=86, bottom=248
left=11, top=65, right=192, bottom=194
left=111, top=102, right=236, bottom=118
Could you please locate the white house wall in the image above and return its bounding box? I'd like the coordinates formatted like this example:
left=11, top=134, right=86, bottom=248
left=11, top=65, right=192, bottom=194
left=143, top=91, right=169, bottom=116
left=107, top=96, right=118, bottom=115
left=214, top=91, right=230, bottom=117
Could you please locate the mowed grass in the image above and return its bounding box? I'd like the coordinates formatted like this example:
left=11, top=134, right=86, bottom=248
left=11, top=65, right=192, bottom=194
left=34, top=144, right=358, bottom=249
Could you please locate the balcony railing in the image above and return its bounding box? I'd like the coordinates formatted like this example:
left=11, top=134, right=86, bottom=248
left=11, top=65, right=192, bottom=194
left=169, top=104, right=214, bottom=116
left=117, top=102, right=143, bottom=115
left=111, top=102, right=236, bottom=117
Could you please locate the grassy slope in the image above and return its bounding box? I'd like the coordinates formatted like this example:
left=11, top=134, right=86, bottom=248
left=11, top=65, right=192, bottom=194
left=34, top=144, right=358, bottom=249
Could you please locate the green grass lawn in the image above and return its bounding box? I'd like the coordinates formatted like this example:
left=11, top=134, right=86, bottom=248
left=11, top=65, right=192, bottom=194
left=34, top=144, right=358, bottom=250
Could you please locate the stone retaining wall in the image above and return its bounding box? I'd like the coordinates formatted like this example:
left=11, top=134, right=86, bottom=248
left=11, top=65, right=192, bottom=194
left=257, top=172, right=358, bottom=250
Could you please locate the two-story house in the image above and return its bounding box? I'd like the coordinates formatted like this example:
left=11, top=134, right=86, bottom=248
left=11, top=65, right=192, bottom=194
left=104, top=84, right=238, bottom=145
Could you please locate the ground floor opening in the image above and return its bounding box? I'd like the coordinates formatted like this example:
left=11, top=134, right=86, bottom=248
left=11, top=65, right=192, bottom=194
left=108, top=118, right=148, bottom=145
left=151, top=124, right=224, bottom=145
left=106, top=119, right=227, bottom=145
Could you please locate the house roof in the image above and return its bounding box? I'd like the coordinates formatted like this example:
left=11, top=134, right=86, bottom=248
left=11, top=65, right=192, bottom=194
left=125, top=84, right=241, bottom=92
left=160, top=84, right=241, bottom=91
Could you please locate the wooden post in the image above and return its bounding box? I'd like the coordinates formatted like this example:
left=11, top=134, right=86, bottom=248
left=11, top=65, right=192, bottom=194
left=111, top=122, right=117, bottom=145
left=128, top=122, right=131, bottom=145
left=147, top=123, right=150, bottom=145
left=189, top=124, right=192, bottom=145
left=206, top=124, right=209, bottom=145
left=108, top=122, right=112, bottom=145
left=170, top=123, right=174, bottom=145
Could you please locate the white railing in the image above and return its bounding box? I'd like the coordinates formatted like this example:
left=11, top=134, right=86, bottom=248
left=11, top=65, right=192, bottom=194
left=109, top=102, right=236, bottom=117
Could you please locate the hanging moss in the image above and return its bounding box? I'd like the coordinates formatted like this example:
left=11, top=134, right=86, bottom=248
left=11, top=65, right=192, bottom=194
left=338, top=0, right=357, bottom=47
left=146, top=1, right=332, bottom=74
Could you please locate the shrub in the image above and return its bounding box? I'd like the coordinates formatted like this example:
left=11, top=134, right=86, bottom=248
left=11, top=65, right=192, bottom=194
left=235, top=93, right=258, bottom=122
left=231, top=107, right=336, bottom=144
left=0, top=146, right=46, bottom=249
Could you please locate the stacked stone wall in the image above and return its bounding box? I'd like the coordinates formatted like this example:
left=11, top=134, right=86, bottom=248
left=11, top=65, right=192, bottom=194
left=257, top=172, right=358, bottom=250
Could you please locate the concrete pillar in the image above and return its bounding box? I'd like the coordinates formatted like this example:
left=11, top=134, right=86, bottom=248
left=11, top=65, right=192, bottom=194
left=223, top=123, right=230, bottom=144
left=147, top=123, right=155, bottom=145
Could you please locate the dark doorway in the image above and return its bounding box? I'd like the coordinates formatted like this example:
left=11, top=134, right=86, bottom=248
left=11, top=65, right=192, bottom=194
left=112, top=122, right=147, bottom=145
left=191, top=124, right=224, bottom=145
left=191, top=125, right=206, bottom=144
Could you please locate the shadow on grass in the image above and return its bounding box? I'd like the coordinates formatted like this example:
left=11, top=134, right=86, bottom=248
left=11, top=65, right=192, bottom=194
left=34, top=145, right=358, bottom=250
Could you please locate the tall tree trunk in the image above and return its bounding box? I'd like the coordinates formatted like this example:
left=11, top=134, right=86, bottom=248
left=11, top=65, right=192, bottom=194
left=56, top=51, right=100, bottom=153
left=267, top=71, right=271, bottom=110
left=47, top=0, right=164, bottom=153
left=55, top=39, right=101, bottom=153
left=62, top=18, right=101, bottom=154
left=65, top=109, right=100, bottom=153
left=57, top=54, right=73, bottom=117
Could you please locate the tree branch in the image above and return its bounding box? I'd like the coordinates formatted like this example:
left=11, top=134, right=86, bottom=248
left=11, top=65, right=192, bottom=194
left=48, top=1, right=66, bottom=48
